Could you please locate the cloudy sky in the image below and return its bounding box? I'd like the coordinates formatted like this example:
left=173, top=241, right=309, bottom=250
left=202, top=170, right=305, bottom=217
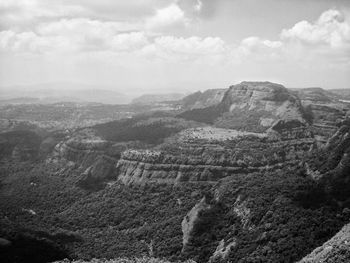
left=0, top=0, right=349, bottom=93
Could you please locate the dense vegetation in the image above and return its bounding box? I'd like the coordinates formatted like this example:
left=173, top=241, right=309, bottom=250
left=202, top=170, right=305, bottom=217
left=177, top=105, right=225, bottom=124
left=1, top=147, right=349, bottom=263
left=93, top=115, right=199, bottom=144
left=0, top=159, right=211, bottom=261
left=0, top=101, right=349, bottom=262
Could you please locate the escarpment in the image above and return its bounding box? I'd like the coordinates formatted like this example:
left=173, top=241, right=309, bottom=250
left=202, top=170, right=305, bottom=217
left=181, top=196, right=214, bottom=253
left=217, top=82, right=306, bottom=131
left=295, top=87, right=350, bottom=142
left=179, top=82, right=308, bottom=134
left=298, top=223, right=350, bottom=263
left=49, top=130, right=134, bottom=189
left=116, top=127, right=315, bottom=185
left=180, top=89, right=226, bottom=110
left=306, top=119, right=350, bottom=179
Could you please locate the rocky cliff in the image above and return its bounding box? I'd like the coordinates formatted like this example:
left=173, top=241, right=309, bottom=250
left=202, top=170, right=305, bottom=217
left=180, top=89, right=226, bottom=110
left=298, top=223, right=350, bottom=263
left=179, top=82, right=309, bottom=134
left=116, top=126, right=315, bottom=185
left=294, top=87, right=349, bottom=142
left=216, top=81, right=306, bottom=132
left=49, top=129, right=130, bottom=189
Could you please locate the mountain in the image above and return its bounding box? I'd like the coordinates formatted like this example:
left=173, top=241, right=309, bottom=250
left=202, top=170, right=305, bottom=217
left=298, top=223, right=350, bottom=263
left=291, top=87, right=349, bottom=142
left=131, top=93, right=185, bottom=105
left=291, top=87, right=339, bottom=104
left=1, top=81, right=350, bottom=263
left=0, top=83, right=131, bottom=105
left=179, top=81, right=307, bottom=132
left=330, top=89, right=350, bottom=101
left=180, top=89, right=226, bottom=110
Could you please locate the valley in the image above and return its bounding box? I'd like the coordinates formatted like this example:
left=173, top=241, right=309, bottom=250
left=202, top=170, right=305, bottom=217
left=0, top=82, right=350, bottom=263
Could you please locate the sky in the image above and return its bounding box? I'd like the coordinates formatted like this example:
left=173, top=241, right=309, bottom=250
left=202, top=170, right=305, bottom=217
left=0, top=0, right=349, bottom=94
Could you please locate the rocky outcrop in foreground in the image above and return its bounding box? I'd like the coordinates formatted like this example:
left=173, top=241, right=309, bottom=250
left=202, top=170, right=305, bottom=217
left=182, top=197, right=214, bottom=253
left=298, top=223, right=350, bottom=263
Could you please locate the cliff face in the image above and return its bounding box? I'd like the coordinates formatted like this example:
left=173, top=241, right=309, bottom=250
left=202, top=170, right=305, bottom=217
left=181, top=89, right=226, bottom=110
left=298, top=223, right=350, bottom=263
left=44, top=83, right=320, bottom=188
left=181, top=197, right=214, bottom=253
left=179, top=82, right=308, bottom=133
left=49, top=130, right=128, bottom=189
left=215, top=82, right=306, bottom=132
left=306, top=119, right=350, bottom=185
left=115, top=83, right=316, bottom=186
left=293, top=87, right=338, bottom=104
left=116, top=126, right=315, bottom=185
left=308, top=104, right=348, bottom=142
left=295, top=87, right=350, bottom=142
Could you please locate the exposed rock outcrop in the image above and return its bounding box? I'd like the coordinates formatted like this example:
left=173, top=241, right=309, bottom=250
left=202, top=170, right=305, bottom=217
left=215, top=81, right=306, bottom=132
left=294, top=87, right=350, bottom=142
left=293, top=87, right=339, bottom=104
left=116, top=126, right=315, bottom=185
left=209, top=238, right=236, bottom=263
left=181, top=196, right=214, bottom=253
left=298, top=223, right=350, bottom=263
left=179, top=82, right=309, bottom=134
left=181, top=89, right=226, bottom=110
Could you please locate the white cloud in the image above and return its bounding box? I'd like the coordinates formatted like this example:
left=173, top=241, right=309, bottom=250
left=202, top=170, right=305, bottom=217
left=146, top=3, right=189, bottom=31
left=235, top=9, right=350, bottom=65
left=141, top=36, right=227, bottom=61
left=154, top=36, right=226, bottom=54
left=0, top=6, right=349, bottom=69
left=0, top=0, right=88, bottom=29
left=110, top=32, right=148, bottom=52
left=281, top=9, right=350, bottom=48
left=194, top=0, right=203, bottom=12
left=36, top=18, right=140, bottom=36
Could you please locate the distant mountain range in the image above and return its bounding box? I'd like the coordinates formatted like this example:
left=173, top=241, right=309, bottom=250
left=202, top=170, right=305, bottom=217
left=0, top=83, right=131, bottom=105
left=131, top=93, right=185, bottom=105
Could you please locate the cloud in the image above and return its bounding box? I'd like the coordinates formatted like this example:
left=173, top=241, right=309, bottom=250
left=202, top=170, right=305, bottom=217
left=281, top=9, right=350, bottom=48
left=145, top=3, right=190, bottom=32
left=37, top=18, right=140, bottom=36
left=0, top=0, right=88, bottom=30
left=235, top=9, right=350, bottom=65
left=0, top=18, right=149, bottom=54
left=144, top=36, right=227, bottom=61
left=0, top=17, right=224, bottom=60
left=0, top=6, right=349, bottom=69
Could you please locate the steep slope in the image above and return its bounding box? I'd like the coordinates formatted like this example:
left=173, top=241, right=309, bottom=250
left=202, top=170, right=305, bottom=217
left=179, top=82, right=307, bottom=133
left=179, top=122, right=350, bottom=262
left=216, top=81, right=306, bottom=131
left=180, top=89, right=226, bottom=110
left=293, top=87, right=339, bottom=104
left=116, top=126, right=314, bottom=185
left=298, top=223, right=350, bottom=263
left=1, top=84, right=350, bottom=263
left=293, top=87, right=349, bottom=142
